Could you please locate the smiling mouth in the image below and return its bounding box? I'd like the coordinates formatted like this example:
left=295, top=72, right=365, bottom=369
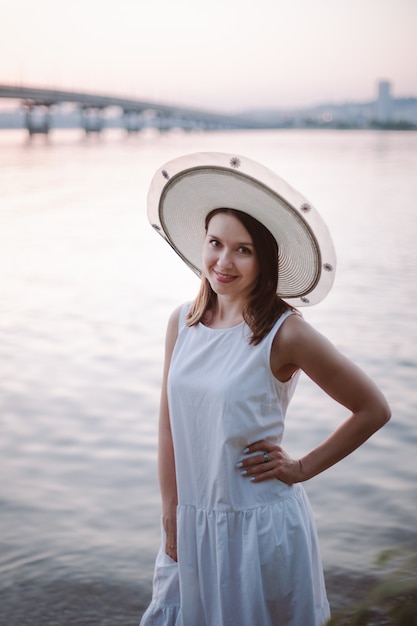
left=214, top=270, right=237, bottom=282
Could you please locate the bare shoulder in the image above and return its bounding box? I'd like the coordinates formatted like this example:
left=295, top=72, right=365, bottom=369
left=275, top=311, right=308, bottom=341
left=273, top=313, right=390, bottom=422
left=271, top=312, right=343, bottom=381
left=167, top=304, right=183, bottom=330
left=165, top=304, right=183, bottom=349
left=161, top=304, right=185, bottom=379
left=274, top=313, right=329, bottom=352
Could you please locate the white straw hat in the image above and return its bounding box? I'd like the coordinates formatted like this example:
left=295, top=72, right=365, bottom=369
left=147, top=152, right=336, bottom=306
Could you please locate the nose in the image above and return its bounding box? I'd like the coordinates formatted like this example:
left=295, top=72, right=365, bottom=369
left=217, top=247, right=233, bottom=269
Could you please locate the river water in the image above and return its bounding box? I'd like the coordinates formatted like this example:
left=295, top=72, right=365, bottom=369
left=1, top=128, right=416, bottom=624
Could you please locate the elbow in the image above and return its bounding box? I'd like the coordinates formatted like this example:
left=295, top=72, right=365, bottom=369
left=377, top=397, right=391, bottom=428
left=361, top=396, right=391, bottom=434
left=382, top=404, right=391, bottom=425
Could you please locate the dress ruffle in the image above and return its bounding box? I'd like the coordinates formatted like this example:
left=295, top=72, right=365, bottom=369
left=175, top=485, right=329, bottom=626
left=140, top=532, right=181, bottom=626
left=140, top=604, right=181, bottom=626
left=141, top=486, right=330, bottom=626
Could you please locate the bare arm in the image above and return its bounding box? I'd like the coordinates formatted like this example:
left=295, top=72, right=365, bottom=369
left=239, top=315, right=391, bottom=484
left=158, top=305, right=181, bottom=560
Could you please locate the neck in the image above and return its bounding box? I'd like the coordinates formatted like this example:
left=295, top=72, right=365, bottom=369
left=206, top=296, right=245, bottom=328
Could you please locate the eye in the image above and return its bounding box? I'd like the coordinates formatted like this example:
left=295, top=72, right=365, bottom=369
left=209, top=239, right=221, bottom=248
left=238, top=246, right=252, bottom=255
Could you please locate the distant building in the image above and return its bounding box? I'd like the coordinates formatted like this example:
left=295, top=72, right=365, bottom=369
left=376, top=80, right=392, bottom=122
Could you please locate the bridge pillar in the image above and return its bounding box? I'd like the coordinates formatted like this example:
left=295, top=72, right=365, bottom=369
left=24, top=103, right=51, bottom=137
left=81, top=105, right=104, bottom=134
left=153, top=112, right=178, bottom=131
left=123, top=109, right=143, bottom=133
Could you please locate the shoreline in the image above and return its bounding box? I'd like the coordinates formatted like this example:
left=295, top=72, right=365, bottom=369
left=2, top=566, right=414, bottom=626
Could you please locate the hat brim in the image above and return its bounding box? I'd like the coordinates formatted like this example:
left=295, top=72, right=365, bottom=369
left=147, top=152, right=336, bottom=306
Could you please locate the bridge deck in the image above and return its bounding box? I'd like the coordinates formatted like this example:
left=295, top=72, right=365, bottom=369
left=0, top=84, right=263, bottom=128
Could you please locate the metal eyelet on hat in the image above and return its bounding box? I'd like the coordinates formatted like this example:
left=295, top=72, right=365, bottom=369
left=229, top=157, right=241, bottom=168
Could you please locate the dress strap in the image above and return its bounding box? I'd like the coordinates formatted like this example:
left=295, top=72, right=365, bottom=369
left=265, top=309, right=297, bottom=354
left=178, top=302, right=192, bottom=331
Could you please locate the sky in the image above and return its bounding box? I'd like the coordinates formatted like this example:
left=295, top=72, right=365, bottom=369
left=0, top=0, right=416, bottom=112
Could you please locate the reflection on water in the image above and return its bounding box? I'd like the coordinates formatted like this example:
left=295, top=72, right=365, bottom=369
left=1, top=129, right=417, bottom=620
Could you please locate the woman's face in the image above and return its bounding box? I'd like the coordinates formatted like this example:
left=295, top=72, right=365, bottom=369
left=202, top=212, right=260, bottom=300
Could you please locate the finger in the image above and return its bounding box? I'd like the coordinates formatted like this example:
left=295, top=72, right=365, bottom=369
left=243, top=440, right=276, bottom=454
left=165, top=542, right=178, bottom=561
left=237, top=443, right=277, bottom=470
left=240, top=457, right=275, bottom=477
left=248, top=468, right=278, bottom=483
left=237, top=453, right=267, bottom=470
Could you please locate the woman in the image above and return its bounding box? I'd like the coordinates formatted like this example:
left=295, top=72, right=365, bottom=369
left=140, top=153, right=390, bottom=626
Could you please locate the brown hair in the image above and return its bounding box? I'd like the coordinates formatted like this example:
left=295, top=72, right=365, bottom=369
left=186, top=208, right=292, bottom=344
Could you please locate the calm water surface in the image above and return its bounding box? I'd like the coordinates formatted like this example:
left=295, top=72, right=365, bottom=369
left=1, top=128, right=416, bottom=623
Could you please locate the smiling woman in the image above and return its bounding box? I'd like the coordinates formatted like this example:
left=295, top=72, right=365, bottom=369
left=188, top=208, right=286, bottom=340
left=202, top=211, right=260, bottom=318
left=140, top=151, right=390, bottom=626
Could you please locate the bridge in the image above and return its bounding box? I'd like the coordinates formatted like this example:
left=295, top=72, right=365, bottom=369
left=0, top=84, right=266, bottom=136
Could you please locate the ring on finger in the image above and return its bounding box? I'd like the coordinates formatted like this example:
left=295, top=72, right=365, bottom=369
left=263, top=452, right=269, bottom=463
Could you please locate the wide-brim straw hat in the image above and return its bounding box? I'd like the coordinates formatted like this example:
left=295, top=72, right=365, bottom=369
left=147, top=152, right=336, bottom=306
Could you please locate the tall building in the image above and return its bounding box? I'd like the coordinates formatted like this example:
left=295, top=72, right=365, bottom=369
left=376, top=80, right=392, bottom=121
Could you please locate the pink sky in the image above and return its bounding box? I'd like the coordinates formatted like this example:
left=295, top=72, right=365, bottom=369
left=0, top=0, right=416, bottom=111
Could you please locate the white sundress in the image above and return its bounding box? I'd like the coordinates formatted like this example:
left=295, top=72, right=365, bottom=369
left=140, top=306, right=330, bottom=626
